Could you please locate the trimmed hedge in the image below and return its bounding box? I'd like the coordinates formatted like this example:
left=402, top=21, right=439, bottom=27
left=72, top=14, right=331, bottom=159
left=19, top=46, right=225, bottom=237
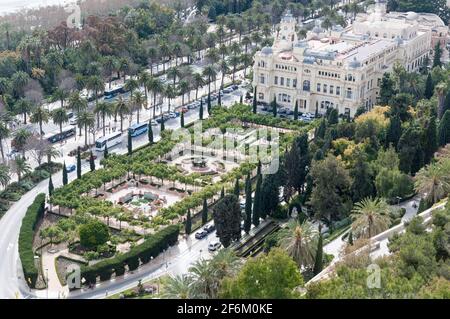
left=81, top=225, right=179, bottom=285
left=18, top=193, right=46, bottom=288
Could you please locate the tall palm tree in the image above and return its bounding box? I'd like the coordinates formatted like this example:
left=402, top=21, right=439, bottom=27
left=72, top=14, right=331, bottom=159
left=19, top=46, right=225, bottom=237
left=124, top=78, right=139, bottom=98
left=0, top=123, right=10, bottom=161
left=0, top=163, right=10, bottom=188
left=218, top=60, right=229, bottom=89
left=12, top=157, right=31, bottom=181
left=12, top=128, right=31, bottom=157
left=131, top=91, right=145, bottom=124
left=351, top=197, right=391, bottom=239
left=77, top=110, right=95, bottom=146
left=240, top=53, right=253, bottom=77
left=414, top=160, right=450, bottom=204
left=228, top=55, right=241, bottom=84
left=278, top=220, right=318, bottom=269
left=202, top=66, right=217, bottom=97
left=161, top=274, right=194, bottom=299
left=138, top=71, right=151, bottom=103
left=94, top=102, right=113, bottom=136
left=192, top=73, right=205, bottom=100
left=14, top=98, right=32, bottom=124
left=51, top=108, right=68, bottom=136
left=68, top=91, right=87, bottom=115
left=114, top=97, right=130, bottom=132
left=30, top=106, right=49, bottom=137
left=87, top=75, right=105, bottom=110
left=188, top=258, right=216, bottom=298
left=167, top=66, right=181, bottom=88
left=165, top=85, right=176, bottom=113
left=178, top=80, right=190, bottom=106
left=147, top=78, right=163, bottom=118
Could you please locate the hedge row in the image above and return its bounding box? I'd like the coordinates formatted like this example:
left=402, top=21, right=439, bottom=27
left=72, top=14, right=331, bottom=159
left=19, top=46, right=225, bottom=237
left=81, top=225, right=180, bottom=285
left=18, top=193, right=46, bottom=288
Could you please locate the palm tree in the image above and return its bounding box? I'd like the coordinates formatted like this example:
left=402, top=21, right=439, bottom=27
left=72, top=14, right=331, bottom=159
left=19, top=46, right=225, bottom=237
left=351, top=197, right=391, bottom=239
left=192, top=73, right=205, bottom=100
left=68, top=91, right=87, bottom=115
left=12, top=157, right=31, bottom=181
left=0, top=123, right=10, bottom=161
left=52, top=88, right=69, bottom=109
left=12, top=128, right=31, bottom=157
left=51, top=108, right=68, bottom=136
left=178, top=80, right=190, bottom=106
left=228, top=55, right=241, bottom=83
left=202, top=66, right=217, bottom=97
left=95, top=102, right=113, bottom=136
left=147, top=78, right=163, bottom=118
left=138, top=71, right=151, bottom=103
left=30, top=106, right=49, bottom=137
left=0, top=163, right=10, bottom=188
left=240, top=53, right=253, bottom=78
left=188, top=258, right=216, bottom=298
left=114, top=97, right=130, bottom=132
left=77, top=110, right=95, bottom=146
left=132, top=91, right=145, bottom=123
left=165, top=85, right=176, bottom=113
left=87, top=75, right=105, bottom=110
left=14, top=98, right=32, bottom=124
left=45, top=145, right=60, bottom=164
left=124, top=78, right=139, bottom=98
left=167, top=67, right=181, bottom=88
left=278, top=220, right=318, bottom=269
left=218, top=60, right=229, bottom=89
left=414, top=160, right=450, bottom=204
left=161, top=274, right=194, bottom=299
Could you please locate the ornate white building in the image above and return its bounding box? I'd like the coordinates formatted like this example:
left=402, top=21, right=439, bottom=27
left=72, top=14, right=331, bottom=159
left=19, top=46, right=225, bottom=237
left=252, top=1, right=448, bottom=117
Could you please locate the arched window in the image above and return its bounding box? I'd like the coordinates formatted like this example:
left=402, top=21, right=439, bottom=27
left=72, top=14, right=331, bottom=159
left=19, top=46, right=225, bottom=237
left=303, top=80, right=310, bottom=92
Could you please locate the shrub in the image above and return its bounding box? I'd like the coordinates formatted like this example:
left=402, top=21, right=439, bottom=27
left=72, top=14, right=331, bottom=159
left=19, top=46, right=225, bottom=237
left=79, top=220, right=110, bottom=250
left=271, top=205, right=288, bottom=219
left=18, top=193, right=46, bottom=288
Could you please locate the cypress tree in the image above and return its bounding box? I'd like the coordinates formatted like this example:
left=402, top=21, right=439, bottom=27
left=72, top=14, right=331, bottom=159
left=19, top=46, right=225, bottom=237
left=244, top=173, right=252, bottom=234
left=424, top=73, right=434, bottom=99
left=160, top=117, right=165, bottom=132
left=220, top=186, right=225, bottom=198
left=253, top=161, right=262, bottom=225
left=148, top=120, right=154, bottom=144
left=438, top=110, right=450, bottom=146
left=252, top=86, right=257, bottom=114
left=272, top=96, right=277, bottom=117
left=313, top=234, right=323, bottom=275
left=48, top=175, right=54, bottom=196
left=327, top=108, right=339, bottom=125
left=233, top=177, right=240, bottom=197
left=104, top=144, right=109, bottom=159
left=185, top=210, right=192, bottom=234
left=386, top=114, right=402, bottom=148
left=127, top=130, right=132, bottom=155
left=207, top=93, right=211, bottom=113
left=76, top=147, right=81, bottom=179
left=218, top=90, right=222, bottom=106
left=433, top=42, right=442, bottom=68
left=294, top=100, right=299, bottom=120
left=89, top=151, right=95, bottom=172
left=424, top=116, right=438, bottom=163
left=202, top=198, right=208, bottom=225
left=316, top=119, right=327, bottom=139
left=240, top=95, right=243, bottom=104
left=348, top=231, right=353, bottom=245
left=315, top=105, right=319, bottom=118
left=199, top=98, right=204, bottom=120
left=180, top=111, right=184, bottom=128
left=62, top=162, right=68, bottom=186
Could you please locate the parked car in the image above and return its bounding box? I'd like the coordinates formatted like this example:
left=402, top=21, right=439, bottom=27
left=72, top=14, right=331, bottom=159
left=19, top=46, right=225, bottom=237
left=278, top=108, right=287, bottom=114
left=67, top=164, right=76, bottom=173
left=169, top=112, right=177, bottom=118
left=204, top=224, right=215, bottom=233
left=231, top=84, right=239, bottom=90
left=195, top=230, right=208, bottom=239
left=150, top=119, right=158, bottom=126
left=181, top=107, right=189, bottom=113
left=208, top=241, right=221, bottom=252
left=69, top=117, right=78, bottom=125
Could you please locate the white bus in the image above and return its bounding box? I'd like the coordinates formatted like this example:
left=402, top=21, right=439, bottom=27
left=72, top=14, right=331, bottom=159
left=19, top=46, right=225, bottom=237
left=95, top=131, right=122, bottom=151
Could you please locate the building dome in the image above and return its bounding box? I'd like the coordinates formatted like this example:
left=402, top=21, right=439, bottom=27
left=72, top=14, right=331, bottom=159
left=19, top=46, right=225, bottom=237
left=261, top=47, right=273, bottom=55
left=406, top=11, right=419, bottom=20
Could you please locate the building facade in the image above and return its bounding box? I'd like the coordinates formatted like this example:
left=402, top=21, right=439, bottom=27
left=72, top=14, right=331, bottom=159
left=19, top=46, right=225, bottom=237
left=252, top=2, right=448, bottom=117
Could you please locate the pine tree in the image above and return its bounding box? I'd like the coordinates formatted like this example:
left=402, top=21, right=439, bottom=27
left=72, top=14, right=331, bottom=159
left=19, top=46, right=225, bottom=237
left=199, top=98, right=204, bottom=120
left=127, top=130, right=132, bottom=155
left=313, top=234, right=323, bottom=275
left=272, top=96, right=277, bottom=117
left=76, top=147, right=81, bottom=179
left=104, top=144, right=109, bottom=159
left=244, top=173, right=252, bottom=233
left=294, top=100, right=299, bottom=120
left=424, top=73, right=434, bottom=99
left=433, top=42, right=442, bottom=68
left=62, top=162, right=68, bottom=186
left=89, top=151, right=95, bottom=172
left=48, top=175, right=54, bottom=196
left=180, top=111, right=184, bottom=128
left=185, top=210, right=192, bottom=234
left=438, top=110, right=450, bottom=146
left=233, top=177, right=240, bottom=197
left=202, top=198, right=208, bottom=225
left=148, top=120, right=154, bottom=144
left=252, top=86, right=257, bottom=114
